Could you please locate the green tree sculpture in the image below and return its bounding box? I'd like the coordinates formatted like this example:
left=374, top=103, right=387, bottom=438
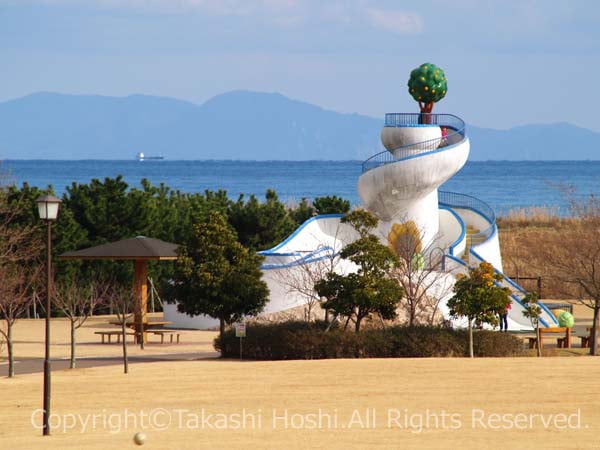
left=407, top=63, right=447, bottom=116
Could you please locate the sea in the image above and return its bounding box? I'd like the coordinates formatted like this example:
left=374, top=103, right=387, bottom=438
left=3, top=160, right=600, bottom=216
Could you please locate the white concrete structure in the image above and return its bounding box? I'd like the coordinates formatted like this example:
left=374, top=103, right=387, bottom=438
left=381, top=125, right=442, bottom=157
left=167, top=112, right=558, bottom=331
left=359, top=125, right=469, bottom=246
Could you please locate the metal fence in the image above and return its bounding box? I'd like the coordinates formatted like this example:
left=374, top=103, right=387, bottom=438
left=540, top=302, right=573, bottom=314
left=362, top=113, right=466, bottom=173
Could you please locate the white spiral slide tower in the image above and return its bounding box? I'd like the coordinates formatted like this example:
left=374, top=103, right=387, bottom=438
left=165, top=113, right=558, bottom=330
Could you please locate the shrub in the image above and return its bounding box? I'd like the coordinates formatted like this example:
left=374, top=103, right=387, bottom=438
left=214, top=322, right=525, bottom=359
left=470, top=330, right=525, bottom=357
left=381, top=326, right=467, bottom=357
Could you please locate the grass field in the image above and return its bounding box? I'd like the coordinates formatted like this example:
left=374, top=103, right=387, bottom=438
left=1, top=316, right=600, bottom=449
left=2, top=357, right=600, bottom=449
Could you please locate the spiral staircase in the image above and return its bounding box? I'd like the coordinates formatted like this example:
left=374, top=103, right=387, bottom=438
left=358, top=113, right=558, bottom=330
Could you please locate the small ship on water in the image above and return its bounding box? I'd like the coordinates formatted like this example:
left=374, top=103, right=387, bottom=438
left=136, top=152, right=164, bottom=161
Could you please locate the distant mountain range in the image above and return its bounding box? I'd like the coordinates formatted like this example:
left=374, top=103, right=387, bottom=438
left=0, top=91, right=598, bottom=161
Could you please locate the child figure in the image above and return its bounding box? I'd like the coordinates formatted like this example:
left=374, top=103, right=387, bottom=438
left=499, top=302, right=511, bottom=332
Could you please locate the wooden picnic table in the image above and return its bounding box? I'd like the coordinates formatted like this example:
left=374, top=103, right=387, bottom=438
left=109, top=320, right=172, bottom=332
left=109, top=320, right=173, bottom=343
left=107, top=320, right=174, bottom=345
left=527, top=327, right=572, bottom=350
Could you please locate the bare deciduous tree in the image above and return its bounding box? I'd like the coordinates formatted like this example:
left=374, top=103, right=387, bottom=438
left=0, top=266, right=38, bottom=377
left=273, top=244, right=342, bottom=322
left=387, top=224, right=453, bottom=326
left=0, top=186, right=41, bottom=378
left=272, top=226, right=344, bottom=322
left=106, top=284, right=135, bottom=374
left=536, top=224, right=600, bottom=355
left=54, top=279, right=109, bottom=369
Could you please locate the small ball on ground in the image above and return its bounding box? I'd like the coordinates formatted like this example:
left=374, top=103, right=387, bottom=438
left=133, top=432, right=146, bottom=446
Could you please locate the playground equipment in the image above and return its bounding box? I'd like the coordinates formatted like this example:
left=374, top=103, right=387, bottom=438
left=256, top=111, right=558, bottom=330
left=165, top=63, right=558, bottom=331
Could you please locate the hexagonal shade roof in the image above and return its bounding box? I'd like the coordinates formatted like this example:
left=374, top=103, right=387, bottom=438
left=59, top=236, right=179, bottom=261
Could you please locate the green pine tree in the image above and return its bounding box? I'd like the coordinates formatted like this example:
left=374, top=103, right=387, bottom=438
left=170, top=210, right=269, bottom=342
left=316, top=210, right=403, bottom=333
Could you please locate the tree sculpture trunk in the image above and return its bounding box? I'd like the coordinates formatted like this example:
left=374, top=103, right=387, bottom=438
left=121, top=321, right=129, bottom=374
left=468, top=319, right=474, bottom=358
left=70, top=320, right=76, bottom=369
left=418, top=102, right=435, bottom=124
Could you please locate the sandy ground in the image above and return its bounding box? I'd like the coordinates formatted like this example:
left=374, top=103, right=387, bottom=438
left=1, top=310, right=600, bottom=448
left=0, top=313, right=218, bottom=360
left=1, top=357, right=599, bottom=449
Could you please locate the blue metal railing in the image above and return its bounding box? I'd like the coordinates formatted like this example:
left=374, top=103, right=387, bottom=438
left=470, top=248, right=558, bottom=327
left=438, top=191, right=495, bottom=224
left=362, top=113, right=466, bottom=173
left=438, top=191, right=496, bottom=243
left=384, top=113, right=465, bottom=128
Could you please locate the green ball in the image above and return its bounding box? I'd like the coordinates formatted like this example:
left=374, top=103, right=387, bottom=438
left=557, top=311, right=574, bottom=328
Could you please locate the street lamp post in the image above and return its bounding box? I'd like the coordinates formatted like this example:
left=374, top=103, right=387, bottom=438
left=36, top=194, right=61, bottom=437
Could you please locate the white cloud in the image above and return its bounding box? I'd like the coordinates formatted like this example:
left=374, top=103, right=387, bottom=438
left=5, top=0, right=426, bottom=33
left=366, top=8, right=424, bottom=34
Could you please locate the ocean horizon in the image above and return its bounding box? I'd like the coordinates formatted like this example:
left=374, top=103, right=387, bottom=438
left=2, top=159, right=599, bottom=215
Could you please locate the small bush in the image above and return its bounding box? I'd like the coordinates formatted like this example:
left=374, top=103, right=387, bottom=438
left=214, top=322, right=525, bottom=359
left=471, top=330, right=525, bottom=357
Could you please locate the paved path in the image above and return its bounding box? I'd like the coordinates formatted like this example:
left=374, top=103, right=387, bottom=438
left=0, top=351, right=219, bottom=377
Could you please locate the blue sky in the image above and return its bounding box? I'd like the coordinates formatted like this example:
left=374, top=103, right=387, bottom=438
left=1, top=0, right=599, bottom=131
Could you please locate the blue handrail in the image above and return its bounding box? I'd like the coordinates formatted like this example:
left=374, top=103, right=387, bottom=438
left=438, top=191, right=495, bottom=224
left=362, top=113, right=466, bottom=173
left=470, top=248, right=559, bottom=327
left=439, top=205, right=466, bottom=257
left=384, top=113, right=465, bottom=129
left=438, top=190, right=496, bottom=243
left=261, top=246, right=337, bottom=270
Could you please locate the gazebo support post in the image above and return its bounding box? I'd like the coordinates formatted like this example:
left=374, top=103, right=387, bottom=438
left=58, top=236, right=180, bottom=348
left=133, top=260, right=148, bottom=347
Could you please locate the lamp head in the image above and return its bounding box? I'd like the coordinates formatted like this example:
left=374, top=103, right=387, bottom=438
left=36, top=195, right=62, bottom=221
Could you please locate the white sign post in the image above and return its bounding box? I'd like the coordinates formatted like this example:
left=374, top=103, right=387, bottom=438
left=235, top=323, right=246, bottom=360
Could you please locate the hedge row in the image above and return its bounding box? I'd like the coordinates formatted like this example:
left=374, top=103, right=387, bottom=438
left=214, top=322, right=524, bottom=359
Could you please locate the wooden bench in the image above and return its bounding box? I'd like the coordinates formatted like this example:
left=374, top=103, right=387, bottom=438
left=95, top=331, right=137, bottom=344
left=527, top=337, right=538, bottom=349
left=580, top=335, right=591, bottom=348
left=95, top=331, right=124, bottom=344
left=527, top=327, right=572, bottom=350
left=580, top=327, right=597, bottom=348
left=152, top=330, right=181, bottom=344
